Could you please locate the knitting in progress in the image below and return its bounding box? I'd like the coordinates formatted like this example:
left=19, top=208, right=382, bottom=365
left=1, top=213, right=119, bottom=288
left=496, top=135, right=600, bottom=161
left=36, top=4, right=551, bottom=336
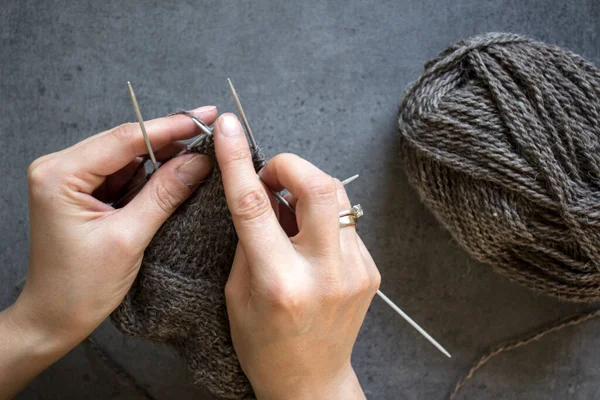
left=399, top=32, right=600, bottom=398
left=111, top=138, right=264, bottom=399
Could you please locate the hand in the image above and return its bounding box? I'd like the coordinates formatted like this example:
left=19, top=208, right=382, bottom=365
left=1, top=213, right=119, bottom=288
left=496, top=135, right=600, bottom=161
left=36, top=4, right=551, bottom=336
left=214, top=114, right=381, bottom=400
left=0, top=106, right=216, bottom=398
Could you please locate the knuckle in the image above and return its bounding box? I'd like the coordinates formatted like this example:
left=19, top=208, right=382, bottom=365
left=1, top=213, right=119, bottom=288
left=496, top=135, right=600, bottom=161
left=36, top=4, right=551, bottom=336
left=28, top=154, right=50, bottom=174
left=27, top=160, right=47, bottom=186
left=111, top=122, right=137, bottom=143
left=355, top=271, right=372, bottom=295
left=110, top=123, right=137, bottom=155
left=299, top=176, right=337, bottom=204
left=265, top=279, right=309, bottom=313
left=271, top=152, right=296, bottom=166
left=226, top=146, right=252, bottom=167
left=224, top=281, right=236, bottom=301
left=371, top=268, right=382, bottom=292
left=111, top=228, right=142, bottom=258
left=232, top=187, right=271, bottom=222
left=152, top=181, right=182, bottom=214
left=27, top=158, right=56, bottom=196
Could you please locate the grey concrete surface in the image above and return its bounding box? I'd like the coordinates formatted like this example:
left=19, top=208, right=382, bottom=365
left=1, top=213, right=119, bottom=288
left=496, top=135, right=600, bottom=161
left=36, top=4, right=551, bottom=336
left=2, top=0, right=600, bottom=399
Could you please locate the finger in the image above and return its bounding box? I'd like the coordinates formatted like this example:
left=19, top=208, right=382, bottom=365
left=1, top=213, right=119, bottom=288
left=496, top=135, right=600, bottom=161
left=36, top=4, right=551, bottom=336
left=61, top=106, right=218, bottom=193
left=213, top=113, right=291, bottom=267
left=334, top=179, right=369, bottom=293
left=154, top=142, right=186, bottom=162
left=258, top=153, right=339, bottom=254
left=335, top=179, right=358, bottom=244
left=115, top=153, right=213, bottom=246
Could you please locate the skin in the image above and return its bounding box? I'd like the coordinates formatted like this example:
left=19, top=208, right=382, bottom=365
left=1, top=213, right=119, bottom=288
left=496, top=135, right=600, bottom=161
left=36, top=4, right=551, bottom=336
left=0, top=109, right=380, bottom=400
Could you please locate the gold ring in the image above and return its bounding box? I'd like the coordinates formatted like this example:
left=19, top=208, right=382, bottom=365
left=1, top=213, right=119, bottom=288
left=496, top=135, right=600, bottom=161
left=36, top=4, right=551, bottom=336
left=339, top=215, right=358, bottom=228
left=339, top=204, right=363, bottom=228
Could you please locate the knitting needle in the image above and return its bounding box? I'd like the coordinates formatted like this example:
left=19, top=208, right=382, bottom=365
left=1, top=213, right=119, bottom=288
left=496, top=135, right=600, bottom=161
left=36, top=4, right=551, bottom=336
left=170, top=110, right=214, bottom=136
left=260, top=175, right=295, bottom=213
left=339, top=178, right=450, bottom=357
left=128, top=82, right=158, bottom=171
left=341, top=174, right=359, bottom=185
left=170, top=111, right=214, bottom=157
left=376, top=290, right=451, bottom=358
left=109, top=82, right=159, bottom=208
left=261, top=174, right=360, bottom=218
left=227, top=78, right=258, bottom=150
left=228, top=82, right=450, bottom=359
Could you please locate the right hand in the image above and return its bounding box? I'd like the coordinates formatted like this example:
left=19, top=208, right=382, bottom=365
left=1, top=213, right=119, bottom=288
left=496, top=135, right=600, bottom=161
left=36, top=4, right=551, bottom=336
left=214, top=113, right=381, bottom=400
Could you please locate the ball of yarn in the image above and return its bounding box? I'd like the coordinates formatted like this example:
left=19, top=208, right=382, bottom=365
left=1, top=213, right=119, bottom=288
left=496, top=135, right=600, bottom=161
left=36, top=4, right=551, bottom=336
left=399, top=33, right=600, bottom=302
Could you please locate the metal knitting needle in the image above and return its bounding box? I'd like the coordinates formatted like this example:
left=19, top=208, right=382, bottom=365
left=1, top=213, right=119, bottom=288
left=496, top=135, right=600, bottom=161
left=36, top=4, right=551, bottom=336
left=376, top=290, right=451, bottom=358
left=258, top=175, right=296, bottom=213
left=128, top=82, right=158, bottom=171
left=265, top=175, right=359, bottom=215
left=341, top=174, right=359, bottom=185
left=170, top=110, right=214, bottom=136
left=339, top=177, right=450, bottom=357
left=228, top=78, right=258, bottom=150
left=229, top=82, right=450, bottom=359
left=170, top=111, right=214, bottom=157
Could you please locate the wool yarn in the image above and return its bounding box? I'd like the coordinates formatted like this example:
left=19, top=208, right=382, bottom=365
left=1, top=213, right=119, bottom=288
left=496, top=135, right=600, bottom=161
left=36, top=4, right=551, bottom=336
left=111, top=137, right=264, bottom=399
left=399, top=32, right=600, bottom=302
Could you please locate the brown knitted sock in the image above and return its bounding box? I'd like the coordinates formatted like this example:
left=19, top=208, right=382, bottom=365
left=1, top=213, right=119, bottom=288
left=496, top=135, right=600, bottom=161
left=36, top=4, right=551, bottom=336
left=111, top=137, right=264, bottom=399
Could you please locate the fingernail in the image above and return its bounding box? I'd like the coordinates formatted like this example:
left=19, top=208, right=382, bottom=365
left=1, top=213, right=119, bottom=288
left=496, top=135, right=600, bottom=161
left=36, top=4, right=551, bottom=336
left=190, top=105, right=216, bottom=114
left=175, top=154, right=212, bottom=187
left=218, top=113, right=241, bottom=137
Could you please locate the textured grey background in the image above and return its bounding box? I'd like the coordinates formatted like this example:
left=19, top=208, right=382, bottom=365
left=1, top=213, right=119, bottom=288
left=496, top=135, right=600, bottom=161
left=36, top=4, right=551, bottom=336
left=1, top=0, right=600, bottom=399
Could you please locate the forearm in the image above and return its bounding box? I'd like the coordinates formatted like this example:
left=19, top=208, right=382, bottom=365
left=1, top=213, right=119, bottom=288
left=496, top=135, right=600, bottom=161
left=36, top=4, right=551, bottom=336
left=0, top=302, right=73, bottom=399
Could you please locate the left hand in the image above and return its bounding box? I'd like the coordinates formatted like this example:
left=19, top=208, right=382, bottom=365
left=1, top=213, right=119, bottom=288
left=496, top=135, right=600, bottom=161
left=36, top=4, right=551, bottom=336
left=2, top=107, right=216, bottom=391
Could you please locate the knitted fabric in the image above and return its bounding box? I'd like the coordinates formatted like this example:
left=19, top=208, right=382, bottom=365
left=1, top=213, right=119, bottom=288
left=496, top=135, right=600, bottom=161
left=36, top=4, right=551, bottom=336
left=111, top=137, right=264, bottom=399
left=399, top=33, right=600, bottom=302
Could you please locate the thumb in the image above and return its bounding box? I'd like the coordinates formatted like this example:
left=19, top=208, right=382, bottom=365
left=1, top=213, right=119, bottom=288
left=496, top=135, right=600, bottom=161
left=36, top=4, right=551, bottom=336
left=118, top=153, right=212, bottom=245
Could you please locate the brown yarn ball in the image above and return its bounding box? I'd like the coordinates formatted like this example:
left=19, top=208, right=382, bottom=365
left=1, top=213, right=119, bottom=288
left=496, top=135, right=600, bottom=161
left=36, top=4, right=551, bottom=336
left=399, top=33, right=600, bottom=302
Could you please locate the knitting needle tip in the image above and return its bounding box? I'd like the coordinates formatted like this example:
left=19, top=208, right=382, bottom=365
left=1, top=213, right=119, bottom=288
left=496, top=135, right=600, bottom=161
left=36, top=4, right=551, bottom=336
left=227, top=78, right=258, bottom=150
left=375, top=290, right=451, bottom=358
left=341, top=174, right=359, bottom=186
left=127, top=82, right=158, bottom=171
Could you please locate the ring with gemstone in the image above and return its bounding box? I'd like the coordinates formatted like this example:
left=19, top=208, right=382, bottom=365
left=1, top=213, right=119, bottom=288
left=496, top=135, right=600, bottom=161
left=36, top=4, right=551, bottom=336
left=339, top=204, right=363, bottom=228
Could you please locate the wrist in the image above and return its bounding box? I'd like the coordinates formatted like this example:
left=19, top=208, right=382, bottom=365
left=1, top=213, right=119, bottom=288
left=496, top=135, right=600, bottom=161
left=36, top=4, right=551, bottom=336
left=0, top=303, right=78, bottom=398
left=5, top=298, right=78, bottom=360
left=252, top=364, right=365, bottom=400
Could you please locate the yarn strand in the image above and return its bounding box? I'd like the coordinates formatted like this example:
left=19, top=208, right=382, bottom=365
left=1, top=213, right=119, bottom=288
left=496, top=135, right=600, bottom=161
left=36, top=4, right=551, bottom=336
left=448, top=308, right=600, bottom=399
